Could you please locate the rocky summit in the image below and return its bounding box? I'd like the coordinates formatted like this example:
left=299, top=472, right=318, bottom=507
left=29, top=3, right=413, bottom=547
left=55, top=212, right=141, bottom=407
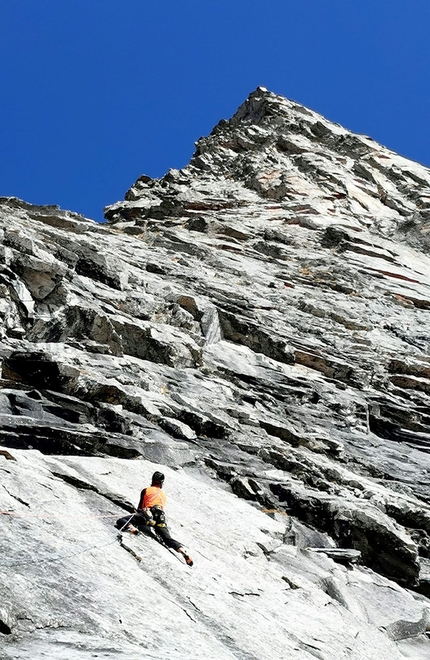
left=1, top=87, right=430, bottom=659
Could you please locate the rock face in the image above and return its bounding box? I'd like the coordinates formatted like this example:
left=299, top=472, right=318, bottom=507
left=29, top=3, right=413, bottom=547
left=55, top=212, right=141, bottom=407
left=1, top=87, right=430, bottom=658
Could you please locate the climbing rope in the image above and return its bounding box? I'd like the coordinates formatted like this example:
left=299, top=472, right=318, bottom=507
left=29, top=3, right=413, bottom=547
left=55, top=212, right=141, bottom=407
left=0, top=510, right=118, bottom=520
left=0, top=534, right=121, bottom=569
left=0, top=512, right=136, bottom=569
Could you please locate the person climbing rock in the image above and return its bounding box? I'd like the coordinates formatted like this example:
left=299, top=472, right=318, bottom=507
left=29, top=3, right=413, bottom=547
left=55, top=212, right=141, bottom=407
left=115, top=471, right=193, bottom=566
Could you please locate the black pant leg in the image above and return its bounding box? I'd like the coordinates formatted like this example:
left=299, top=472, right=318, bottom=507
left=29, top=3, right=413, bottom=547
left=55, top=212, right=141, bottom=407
left=155, top=524, right=182, bottom=551
left=116, top=512, right=149, bottom=530
left=133, top=511, right=151, bottom=531
left=115, top=514, right=135, bottom=530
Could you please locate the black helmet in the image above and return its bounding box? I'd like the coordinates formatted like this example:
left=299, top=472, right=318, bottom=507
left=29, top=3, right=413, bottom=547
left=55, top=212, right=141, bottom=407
left=151, top=471, right=165, bottom=486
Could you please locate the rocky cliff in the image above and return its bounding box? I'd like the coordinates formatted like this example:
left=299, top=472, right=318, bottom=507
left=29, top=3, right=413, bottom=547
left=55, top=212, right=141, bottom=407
left=1, top=87, right=430, bottom=659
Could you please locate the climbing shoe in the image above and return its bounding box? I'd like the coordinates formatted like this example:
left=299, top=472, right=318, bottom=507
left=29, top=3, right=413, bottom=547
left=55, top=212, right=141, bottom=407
left=125, top=525, right=139, bottom=534
left=178, top=548, right=193, bottom=566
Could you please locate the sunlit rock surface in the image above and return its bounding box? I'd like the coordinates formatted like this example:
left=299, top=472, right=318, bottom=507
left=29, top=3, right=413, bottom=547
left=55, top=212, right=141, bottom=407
left=1, top=88, right=430, bottom=658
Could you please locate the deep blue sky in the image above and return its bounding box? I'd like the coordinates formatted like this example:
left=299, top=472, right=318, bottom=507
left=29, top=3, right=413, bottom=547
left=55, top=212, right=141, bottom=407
left=1, top=1, right=429, bottom=222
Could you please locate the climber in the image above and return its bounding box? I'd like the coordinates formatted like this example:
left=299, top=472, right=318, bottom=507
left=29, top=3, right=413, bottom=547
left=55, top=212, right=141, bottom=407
left=115, top=471, right=193, bottom=566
